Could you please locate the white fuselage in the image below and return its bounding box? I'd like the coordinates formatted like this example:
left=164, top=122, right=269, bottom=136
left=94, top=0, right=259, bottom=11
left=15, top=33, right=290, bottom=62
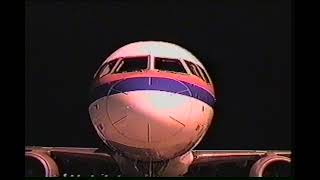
left=89, top=41, right=215, bottom=161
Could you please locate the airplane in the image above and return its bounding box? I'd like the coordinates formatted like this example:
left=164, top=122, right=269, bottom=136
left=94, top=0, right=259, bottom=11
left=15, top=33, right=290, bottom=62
left=25, top=41, right=292, bottom=177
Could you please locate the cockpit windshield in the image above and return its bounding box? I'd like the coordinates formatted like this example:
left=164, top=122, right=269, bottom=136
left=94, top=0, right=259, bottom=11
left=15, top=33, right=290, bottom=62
left=185, top=60, right=202, bottom=78
left=97, top=60, right=117, bottom=78
left=184, top=60, right=211, bottom=84
left=114, top=56, right=148, bottom=73
left=154, top=57, right=187, bottom=74
left=196, top=65, right=211, bottom=84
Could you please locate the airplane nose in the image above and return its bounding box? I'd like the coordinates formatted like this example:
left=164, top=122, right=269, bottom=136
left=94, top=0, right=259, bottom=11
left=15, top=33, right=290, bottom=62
left=89, top=77, right=214, bottom=161
left=106, top=80, right=193, bottom=143
left=107, top=91, right=192, bottom=143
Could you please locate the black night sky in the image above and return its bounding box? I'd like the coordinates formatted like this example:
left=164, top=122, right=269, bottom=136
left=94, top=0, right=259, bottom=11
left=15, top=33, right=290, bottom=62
left=25, top=1, right=292, bottom=150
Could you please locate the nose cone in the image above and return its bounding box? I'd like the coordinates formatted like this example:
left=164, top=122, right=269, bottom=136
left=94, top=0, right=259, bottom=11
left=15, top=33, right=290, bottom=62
left=89, top=77, right=214, bottom=161
left=107, top=90, right=192, bottom=143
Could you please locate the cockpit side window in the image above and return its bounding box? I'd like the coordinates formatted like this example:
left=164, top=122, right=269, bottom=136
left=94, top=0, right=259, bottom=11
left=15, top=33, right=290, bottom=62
left=114, top=56, right=148, bottom=73
left=97, top=60, right=118, bottom=78
left=154, top=57, right=187, bottom=74
left=185, top=60, right=203, bottom=79
left=196, top=65, right=211, bottom=84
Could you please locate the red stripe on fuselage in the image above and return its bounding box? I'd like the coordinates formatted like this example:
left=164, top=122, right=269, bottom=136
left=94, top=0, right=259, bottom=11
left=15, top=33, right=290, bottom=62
left=94, top=71, right=215, bottom=95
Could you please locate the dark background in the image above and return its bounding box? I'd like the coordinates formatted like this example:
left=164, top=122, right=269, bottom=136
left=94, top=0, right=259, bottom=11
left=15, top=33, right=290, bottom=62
left=25, top=1, right=292, bottom=150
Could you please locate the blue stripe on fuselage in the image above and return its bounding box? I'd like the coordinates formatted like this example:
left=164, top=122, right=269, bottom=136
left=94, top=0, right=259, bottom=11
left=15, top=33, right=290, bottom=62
left=90, top=77, right=216, bottom=107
